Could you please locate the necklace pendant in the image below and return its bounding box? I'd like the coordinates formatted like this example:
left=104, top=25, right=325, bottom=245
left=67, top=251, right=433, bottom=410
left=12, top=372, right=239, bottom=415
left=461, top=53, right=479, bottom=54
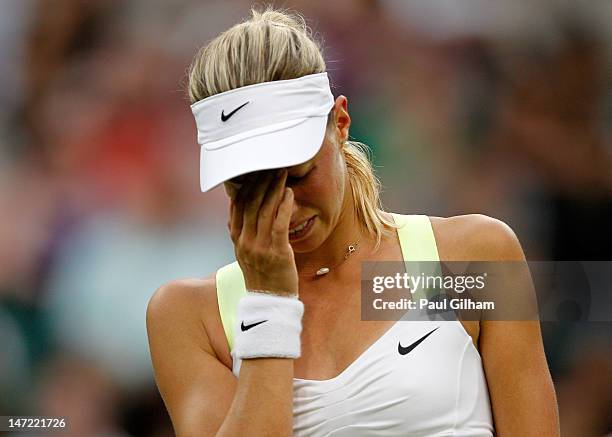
left=316, top=267, right=330, bottom=276
left=345, top=245, right=356, bottom=259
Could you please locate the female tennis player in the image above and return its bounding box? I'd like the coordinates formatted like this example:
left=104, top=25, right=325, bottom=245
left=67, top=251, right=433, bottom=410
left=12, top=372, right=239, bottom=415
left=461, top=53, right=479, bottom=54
left=146, top=7, right=559, bottom=437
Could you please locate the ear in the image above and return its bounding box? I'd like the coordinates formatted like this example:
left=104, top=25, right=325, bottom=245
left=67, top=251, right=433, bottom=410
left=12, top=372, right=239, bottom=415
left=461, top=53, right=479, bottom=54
left=332, top=95, right=351, bottom=143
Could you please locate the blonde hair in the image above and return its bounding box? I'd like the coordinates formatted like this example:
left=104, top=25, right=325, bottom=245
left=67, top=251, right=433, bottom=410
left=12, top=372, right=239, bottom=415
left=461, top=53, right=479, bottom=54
left=188, top=6, right=394, bottom=247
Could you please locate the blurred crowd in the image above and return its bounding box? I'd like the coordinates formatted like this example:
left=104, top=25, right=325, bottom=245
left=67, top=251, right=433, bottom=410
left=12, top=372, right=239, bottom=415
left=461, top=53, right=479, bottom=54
left=1, top=1, right=611, bottom=436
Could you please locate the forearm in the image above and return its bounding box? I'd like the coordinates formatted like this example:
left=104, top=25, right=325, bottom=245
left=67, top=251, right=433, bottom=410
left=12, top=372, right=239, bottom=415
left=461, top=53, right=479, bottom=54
left=483, top=321, right=560, bottom=437
left=216, top=358, right=294, bottom=437
left=214, top=172, right=299, bottom=436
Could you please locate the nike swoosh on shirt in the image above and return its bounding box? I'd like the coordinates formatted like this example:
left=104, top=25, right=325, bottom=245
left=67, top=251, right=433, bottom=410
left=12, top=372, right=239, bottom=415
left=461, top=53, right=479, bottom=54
left=241, top=320, right=267, bottom=331
left=221, top=101, right=250, bottom=122
left=398, top=327, right=439, bottom=355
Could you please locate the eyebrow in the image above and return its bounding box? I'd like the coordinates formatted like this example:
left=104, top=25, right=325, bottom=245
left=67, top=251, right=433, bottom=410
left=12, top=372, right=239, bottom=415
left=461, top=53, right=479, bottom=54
left=288, top=160, right=315, bottom=173
left=229, top=168, right=275, bottom=185
left=230, top=159, right=314, bottom=185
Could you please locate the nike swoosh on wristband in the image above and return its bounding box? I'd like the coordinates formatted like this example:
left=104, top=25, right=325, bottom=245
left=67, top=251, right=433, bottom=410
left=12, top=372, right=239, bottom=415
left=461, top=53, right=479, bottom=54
left=241, top=320, right=268, bottom=331
left=221, top=101, right=250, bottom=122
left=398, top=327, right=439, bottom=355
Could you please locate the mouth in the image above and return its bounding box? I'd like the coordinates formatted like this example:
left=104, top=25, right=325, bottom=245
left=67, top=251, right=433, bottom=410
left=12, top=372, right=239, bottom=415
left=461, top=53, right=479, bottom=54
left=288, top=216, right=316, bottom=241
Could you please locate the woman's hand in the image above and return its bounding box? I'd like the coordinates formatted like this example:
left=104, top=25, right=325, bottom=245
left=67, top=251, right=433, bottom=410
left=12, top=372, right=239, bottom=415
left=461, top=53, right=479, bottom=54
left=229, top=170, right=298, bottom=296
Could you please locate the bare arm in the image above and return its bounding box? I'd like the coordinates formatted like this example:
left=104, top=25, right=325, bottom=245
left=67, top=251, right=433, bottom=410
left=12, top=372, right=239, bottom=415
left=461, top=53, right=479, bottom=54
left=146, top=279, right=295, bottom=437
left=481, top=319, right=559, bottom=437
left=433, top=214, right=559, bottom=436
left=147, top=170, right=299, bottom=436
left=474, top=217, right=560, bottom=436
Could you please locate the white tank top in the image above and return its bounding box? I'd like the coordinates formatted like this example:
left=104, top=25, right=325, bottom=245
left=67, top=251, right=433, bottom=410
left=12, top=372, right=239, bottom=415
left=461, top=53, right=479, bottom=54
left=231, top=312, right=493, bottom=436
left=217, top=214, right=495, bottom=436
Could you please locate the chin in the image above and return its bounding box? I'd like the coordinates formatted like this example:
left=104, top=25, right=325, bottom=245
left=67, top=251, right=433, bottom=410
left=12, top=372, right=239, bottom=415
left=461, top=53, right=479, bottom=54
left=289, top=221, right=327, bottom=253
left=290, top=235, right=319, bottom=253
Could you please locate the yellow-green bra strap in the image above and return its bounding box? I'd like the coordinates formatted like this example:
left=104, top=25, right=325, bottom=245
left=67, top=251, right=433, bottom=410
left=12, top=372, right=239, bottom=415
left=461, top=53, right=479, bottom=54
left=391, top=213, right=440, bottom=301
left=391, top=213, right=440, bottom=262
left=215, top=261, right=246, bottom=350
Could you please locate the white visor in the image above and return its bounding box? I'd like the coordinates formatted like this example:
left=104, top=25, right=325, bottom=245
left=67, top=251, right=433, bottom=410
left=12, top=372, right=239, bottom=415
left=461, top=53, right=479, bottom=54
left=191, top=72, right=334, bottom=192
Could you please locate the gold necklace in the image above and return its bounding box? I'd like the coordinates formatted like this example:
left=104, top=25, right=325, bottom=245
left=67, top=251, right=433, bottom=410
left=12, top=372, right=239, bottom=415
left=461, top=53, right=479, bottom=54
left=298, top=243, right=358, bottom=278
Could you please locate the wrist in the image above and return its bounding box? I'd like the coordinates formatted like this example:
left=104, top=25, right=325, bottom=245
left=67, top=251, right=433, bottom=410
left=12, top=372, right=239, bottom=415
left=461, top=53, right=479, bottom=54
left=247, top=288, right=298, bottom=298
left=234, top=291, right=304, bottom=359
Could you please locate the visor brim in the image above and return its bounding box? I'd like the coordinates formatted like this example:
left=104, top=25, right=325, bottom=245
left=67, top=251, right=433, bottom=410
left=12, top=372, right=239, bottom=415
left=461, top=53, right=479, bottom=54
left=200, top=115, right=327, bottom=192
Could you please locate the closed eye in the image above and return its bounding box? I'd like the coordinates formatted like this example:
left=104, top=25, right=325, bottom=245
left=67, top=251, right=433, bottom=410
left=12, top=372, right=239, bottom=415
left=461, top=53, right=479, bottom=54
left=287, top=167, right=313, bottom=185
left=287, top=175, right=304, bottom=185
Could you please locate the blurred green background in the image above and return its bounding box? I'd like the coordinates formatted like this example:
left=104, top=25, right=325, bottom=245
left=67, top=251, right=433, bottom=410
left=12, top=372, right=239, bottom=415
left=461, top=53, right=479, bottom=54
left=1, top=1, right=611, bottom=436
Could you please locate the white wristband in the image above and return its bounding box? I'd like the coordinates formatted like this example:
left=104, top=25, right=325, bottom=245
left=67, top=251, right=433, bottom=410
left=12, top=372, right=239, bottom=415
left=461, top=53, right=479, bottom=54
left=234, top=291, right=304, bottom=359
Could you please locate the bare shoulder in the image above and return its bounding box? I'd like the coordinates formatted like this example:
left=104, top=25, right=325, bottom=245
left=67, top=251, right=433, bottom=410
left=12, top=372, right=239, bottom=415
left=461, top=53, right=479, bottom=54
left=146, top=275, right=229, bottom=362
left=146, top=276, right=238, bottom=435
left=429, top=214, right=525, bottom=261
left=431, top=217, right=560, bottom=435
left=147, top=276, right=216, bottom=329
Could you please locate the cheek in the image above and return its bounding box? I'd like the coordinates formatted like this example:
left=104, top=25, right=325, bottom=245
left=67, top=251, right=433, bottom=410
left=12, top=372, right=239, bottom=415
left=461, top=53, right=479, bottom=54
left=327, top=150, right=347, bottom=202
left=297, top=162, right=346, bottom=217
left=292, top=137, right=348, bottom=218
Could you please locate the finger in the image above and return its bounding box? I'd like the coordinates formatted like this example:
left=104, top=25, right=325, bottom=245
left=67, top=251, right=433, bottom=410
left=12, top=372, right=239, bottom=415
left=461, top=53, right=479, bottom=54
left=224, top=180, right=240, bottom=200
left=232, top=174, right=257, bottom=239
left=257, top=169, right=288, bottom=236
left=229, top=197, right=243, bottom=243
left=271, top=187, right=293, bottom=248
left=242, top=171, right=275, bottom=237
left=227, top=202, right=232, bottom=233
